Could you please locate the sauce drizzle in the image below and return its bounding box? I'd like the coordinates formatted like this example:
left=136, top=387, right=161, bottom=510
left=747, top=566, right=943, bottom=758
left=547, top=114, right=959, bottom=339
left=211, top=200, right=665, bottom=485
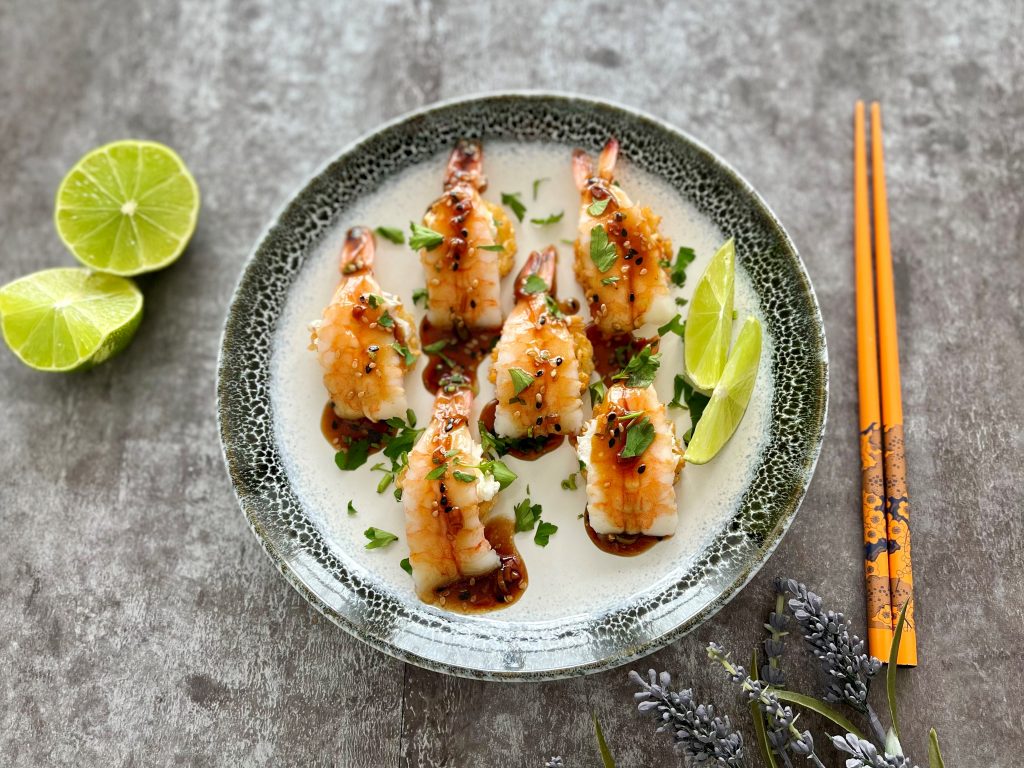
left=320, top=402, right=391, bottom=456
left=583, top=508, right=663, bottom=557
left=431, top=516, right=527, bottom=612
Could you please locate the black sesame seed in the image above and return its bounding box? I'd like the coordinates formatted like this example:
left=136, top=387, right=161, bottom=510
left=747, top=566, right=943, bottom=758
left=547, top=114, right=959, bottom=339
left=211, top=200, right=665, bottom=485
left=608, top=413, right=617, bottom=421
left=535, top=417, right=543, bottom=426
left=535, top=370, right=544, bottom=378
left=364, top=364, right=373, bottom=374
left=470, top=299, right=477, bottom=308
left=619, top=228, right=628, bottom=237
left=608, top=437, right=616, bottom=448
left=637, top=464, right=647, bottom=474
left=554, top=424, right=562, bottom=432
left=635, top=257, right=644, bottom=266
left=623, top=252, right=633, bottom=260
left=535, top=402, right=542, bottom=410
left=368, top=345, right=380, bottom=352
left=629, top=293, right=636, bottom=303
left=555, top=357, right=563, bottom=366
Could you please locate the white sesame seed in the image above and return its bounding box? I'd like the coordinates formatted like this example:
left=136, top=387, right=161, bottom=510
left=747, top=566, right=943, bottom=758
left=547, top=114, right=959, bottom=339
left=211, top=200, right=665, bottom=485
left=639, top=268, right=648, bottom=276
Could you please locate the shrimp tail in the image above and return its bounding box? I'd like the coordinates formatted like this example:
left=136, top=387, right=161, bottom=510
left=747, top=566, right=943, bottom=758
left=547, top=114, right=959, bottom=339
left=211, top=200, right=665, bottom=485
left=444, top=139, right=487, bottom=191
left=572, top=148, right=594, bottom=191
left=597, top=137, right=619, bottom=180
left=339, top=226, right=375, bottom=276
left=514, top=245, right=558, bottom=301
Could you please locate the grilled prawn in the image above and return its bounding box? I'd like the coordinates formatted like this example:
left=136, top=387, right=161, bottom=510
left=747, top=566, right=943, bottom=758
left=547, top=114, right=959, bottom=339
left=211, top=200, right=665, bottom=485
left=577, top=382, right=683, bottom=537
left=419, top=140, right=516, bottom=330
left=573, top=138, right=675, bottom=336
left=310, top=227, right=419, bottom=422
left=488, top=246, right=593, bottom=439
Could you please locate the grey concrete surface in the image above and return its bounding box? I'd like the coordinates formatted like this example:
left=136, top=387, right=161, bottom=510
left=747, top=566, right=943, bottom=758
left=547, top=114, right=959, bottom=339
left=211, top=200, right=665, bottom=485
left=1, top=1, right=1022, bottom=765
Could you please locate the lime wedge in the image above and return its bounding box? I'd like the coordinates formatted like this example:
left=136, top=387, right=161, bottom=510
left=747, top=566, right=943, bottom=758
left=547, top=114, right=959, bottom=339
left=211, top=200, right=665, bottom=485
left=55, top=140, right=199, bottom=276
left=684, top=238, right=735, bottom=391
left=0, top=268, right=143, bottom=372
left=684, top=316, right=761, bottom=465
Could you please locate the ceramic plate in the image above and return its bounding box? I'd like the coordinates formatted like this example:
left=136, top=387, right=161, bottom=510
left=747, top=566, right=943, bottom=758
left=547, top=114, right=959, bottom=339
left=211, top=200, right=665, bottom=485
left=217, top=93, right=827, bottom=680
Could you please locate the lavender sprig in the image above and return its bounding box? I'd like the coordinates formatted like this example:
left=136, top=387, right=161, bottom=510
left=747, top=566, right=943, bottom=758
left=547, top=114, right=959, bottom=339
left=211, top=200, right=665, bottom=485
left=762, top=586, right=789, bottom=687
left=544, top=758, right=564, bottom=768
left=832, top=734, right=919, bottom=768
left=708, top=644, right=825, bottom=768
left=780, top=579, right=882, bottom=723
left=629, top=669, right=746, bottom=766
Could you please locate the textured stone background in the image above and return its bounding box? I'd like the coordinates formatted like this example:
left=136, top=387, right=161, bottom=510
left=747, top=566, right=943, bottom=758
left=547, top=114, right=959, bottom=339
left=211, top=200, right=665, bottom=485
left=2, top=1, right=1022, bottom=765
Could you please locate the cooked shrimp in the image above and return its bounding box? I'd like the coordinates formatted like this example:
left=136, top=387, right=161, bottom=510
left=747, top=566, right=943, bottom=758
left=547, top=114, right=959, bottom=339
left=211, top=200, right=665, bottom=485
left=573, top=138, right=675, bottom=336
left=488, top=246, right=593, bottom=438
left=577, top=383, right=683, bottom=537
left=398, top=384, right=503, bottom=602
left=419, top=140, right=516, bottom=330
left=310, top=227, right=420, bottom=422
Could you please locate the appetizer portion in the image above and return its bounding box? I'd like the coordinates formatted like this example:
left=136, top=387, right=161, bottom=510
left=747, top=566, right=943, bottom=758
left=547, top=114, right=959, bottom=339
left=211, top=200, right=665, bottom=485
left=572, top=137, right=675, bottom=336
left=418, top=140, right=516, bottom=331
left=397, top=379, right=525, bottom=609
left=577, top=382, right=683, bottom=538
left=488, top=246, right=593, bottom=440
left=310, top=226, right=419, bottom=422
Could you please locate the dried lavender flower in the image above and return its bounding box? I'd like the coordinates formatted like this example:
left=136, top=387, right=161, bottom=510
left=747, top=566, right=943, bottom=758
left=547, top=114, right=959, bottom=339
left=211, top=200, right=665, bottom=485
left=831, top=734, right=919, bottom=768
left=629, top=669, right=746, bottom=766
left=762, top=585, right=790, bottom=687
left=544, top=758, right=564, bottom=768
left=780, top=579, right=881, bottom=714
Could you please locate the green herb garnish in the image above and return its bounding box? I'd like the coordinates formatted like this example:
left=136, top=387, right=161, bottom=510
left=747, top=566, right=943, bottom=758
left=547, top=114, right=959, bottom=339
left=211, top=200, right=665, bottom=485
left=426, top=464, right=447, bottom=481
left=664, top=245, right=696, bottom=287
left=391, top=342, right=416, bottom=366
left=657, top=314, right=686, bottom=338
left=514, top=496, right=543, bottom=532
left=409, top=222, right=445, bottom=251
left=483, top=459, right=517, bottom=490
left=587, top=198, right=610, bottom=216
left=530, top=211, right=564, bottom=226
left=589, top=225, right=617, bottom=273
left=412, top=287, right=428, bottom=307
left=479, top=243, right=506, bottom=252
left=452, top=469, right=476, bottom=483
left=532, top=177, right=549, bottom=200
left=400, top=558, right=413, bottom=575
left=620, top=415, right=655, bottom=459
left=544, top=295, right=563, bottom=317
left=509, top=367, right=535, bottom=396
left=501, top=191, right=527, bottom=222
left=347, top=500, right=358, bottom=515
left=534, top=521, right=558, bottom=546
left=675, top=296, right=688, bottom=307
left=601, top=276, right=620, bottom=286
left=612, top=344, right=661, bottom=388
left=375, top=226, right=405, bottom=245
left=377, top=311, right=394, bottom=329
left=561, top=473, right=578, bottom=491
left=366, top=293, right=384, bottom=308
left=522, top=275, right=548, bottom=294
left=364, top=527, right=398, bottom=549
left=479, top=420, right=549, bottom=457
left=423, top=338, right=450, bottom=354
left=334, top=440, right=370, bottom=471
left=589, top=380, right=607, bottom=405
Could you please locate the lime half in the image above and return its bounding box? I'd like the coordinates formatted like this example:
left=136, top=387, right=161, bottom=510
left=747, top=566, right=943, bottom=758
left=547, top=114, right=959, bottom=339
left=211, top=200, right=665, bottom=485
left=684, top=316, right=762, bottom=465
left=684, top=238, right=735, bottom=391
left=0, top=268, right=143, bottom=372
left=55, top=140, right=199, bottom=276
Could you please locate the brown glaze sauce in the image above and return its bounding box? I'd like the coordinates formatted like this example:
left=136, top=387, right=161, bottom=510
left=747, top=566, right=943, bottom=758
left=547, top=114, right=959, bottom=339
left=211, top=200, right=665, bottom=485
left=583, top=509, right=662, bottom=557
left=586, top=324, right=658, bottom=383
left=320, top=402, right=392, bottom=456
left=478, top=399, right=564, bottom=460
left=432, top=516, right=527, bottom=612
left=420, top=318, right=500, bottom=393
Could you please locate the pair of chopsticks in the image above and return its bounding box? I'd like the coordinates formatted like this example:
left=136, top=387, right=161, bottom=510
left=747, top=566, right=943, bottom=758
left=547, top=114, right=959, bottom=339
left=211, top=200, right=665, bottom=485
left=853, top=102, right=917, bottom=666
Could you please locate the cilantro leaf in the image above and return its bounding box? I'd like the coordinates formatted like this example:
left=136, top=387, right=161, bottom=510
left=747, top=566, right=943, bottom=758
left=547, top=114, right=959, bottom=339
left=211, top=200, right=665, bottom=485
left=426, top=464, right=447, bottom=481
left=620, top=416, right=655, bottom=459
left=677, top=378, right=711, bottom=443
left=589, top=380, right=607, bottom=405
left=423, top=339, right=450, bottom=354
left=400, top=558, right=413, bottom=575
left=522, top=275, right=548, bottom=294
left=347, top=500, right=358, bottom=515
left=587, top=198, right=610, bottom=216
left=364, top=527, right=398, bottom=549
left=509, top=367, right=535, bottom=396
left=501, top=191, right=526, bottom=222
left=675, top=296, right=688, bottom=307
left=544, top=294, right=563, bottom=317
left=657, top=314, right=686, bottom=338
left=514, top=497, right=543, bottom=532
left=532, top=177, right=549, bottom=200
left=366, top=293, right=384, bottom=308
left=391, top=342, right=416, bottom=366
left=612, top=345, right=661, bottom=388
left=452, top=469, right=476, bottom=483
left=409, top=222, right=445, bottom=251
left=334, top=440, right=370, bottom=471
left=482, top=459, right=516, bottom=489
left=534, top=521, right=558, bottom=546
left=412, top=287, right=428, bottom=307
left=530, top=211, right=564, bottom=226
left=377, top=311, right=394, bottom=329
left=665, top=245, right=696, bottom=287
left=601, top=276, right=620, bottom=286
left=375, top=226, right=405, bottom=245
left=589, top=225, right=617, bottom=273
left=479, top=243, right=505, bottom=252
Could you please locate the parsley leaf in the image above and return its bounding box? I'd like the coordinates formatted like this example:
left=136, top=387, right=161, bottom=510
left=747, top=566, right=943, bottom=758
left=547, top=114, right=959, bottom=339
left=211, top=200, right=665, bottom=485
left=589, top=225, right=617, bottom=273
left=366, top=293, right=385, bottom=308
left=587, top=198, right=610, bottom=216
left=479, top=243, right=506, bottom=252
left=620, top=416, right=655, bottom=459
left=364, top=527, right=398, bottom=549
left=400, top=558, right=413, bottom=575
left=522, top=275, right=548, bottom=294
left=514, top=496, right=543, bottom=532
left=544, top=294, right=563, bottom=317
left=347, top=500, right=358, bottom=515
left=589, top=380, right=607, bottom=405
left=678, top=378, right=711, bottom=443
left=675, top=296, right=688, bottom=307
left=481, top=459, right=517, bottom=490
left=501, top=191, right=527, bottom=222
left=532, top=177, right=549, bottom=200
left=409, top=222, right=445, bottom=251
left=530, top=211, right=564, bottom=226
left=426, top=464, right=447, bottom=481
left=534, top=521, right=558, bottom=546
left=601, top=276, right=620, bottom=286
left=509, top=367, right=535, bottom=396
left=412, top=287, right=428, bottom=307
left=657, top=314, right=686, bottom=338
left=391, top=342, right=416, bottom=366
left=423, top=339, right=450, bottom=354
left=377, top=311, right=394, bottom=329
left=334, top=440, right=370, bottom=471
left=612, top=344, right=661, bottom=388
left=478, top=420, right=549, bottom=457
left=665, top=246, right=696, bottom=287
left=560, top=473, right=578, bottom=491
left=375, top=226, right=405, bottom=245
left=452, top=469, right=476, bottom=483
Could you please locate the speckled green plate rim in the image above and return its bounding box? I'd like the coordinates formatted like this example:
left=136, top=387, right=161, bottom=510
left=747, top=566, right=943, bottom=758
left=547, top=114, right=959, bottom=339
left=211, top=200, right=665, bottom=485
left=216, top=91, right=828, bottom=681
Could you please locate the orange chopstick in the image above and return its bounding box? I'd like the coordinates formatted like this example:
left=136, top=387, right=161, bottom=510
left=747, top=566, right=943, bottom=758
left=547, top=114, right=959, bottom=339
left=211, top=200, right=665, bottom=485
left=871, top=103, right=917, bottom=666
left=854, top=101, right=894, bottom=659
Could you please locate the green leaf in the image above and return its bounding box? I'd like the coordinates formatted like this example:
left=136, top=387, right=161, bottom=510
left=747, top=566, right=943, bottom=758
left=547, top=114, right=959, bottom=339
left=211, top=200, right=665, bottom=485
left=426, top=464, right=447, bottom=481
left=509, top=367, right=535, bottom=396
left=375, top=226, right=405, bottom=245
left=589, top=225, right=618, bottom=272
left=363, top=527, right=398, bottom=549
left=377, top=311, right=394, bottom=329
left=375, top=471, right=394, bottom=494
left=560, top=472, right=577, bottom=491
left=601, top=276, right=620, bottom=286
left=928, top=729, right=945, bottom=768
left=391, top=342, right=416, bottom=366
left=532, top=177, right=549, bottom=200
left=366, top=293, right=385, bottom=308
left=501, top=191, right=526, bottom=222
left=657, top=314, right=685, bottom=338
left=478, top=243, right=505, bottom=252
left=530, top=211, right=564, bottom=226
left=423, top=338, right=450, bottom=354
left=513, top=497, right=542, bottom=532
left=888, top=598, right=910, bottom=740
left=409, top=222, right=445, bottom=251
left=669, top=374, right=686, bottom=409
left=400, top=557, right=413, bottom=575
left=587, top=198, right=610, bottom=216
left=482, top=459, right=517, bottom=490
left=522, top=274, right=549, bottom=294
left=674, top=296, right=688, bottom=307
left=412, top=287, right=428, bottom=307
left=749, top=650, right=780, bottom=768
left=612, top=344, right=661, bottom=388
left=452, top=469, right=476, bottom=483
left=665, top=245, right=696, bottom=287
left=406, top=408, right=417, bottom=428
left=620, top=416, right=655, bottom=459
left=589, top=380, right=607, bottom=405
left=543, top=294, right=563, bottom=317
left=534, top=520, right=558, bottom=546
left=885, top=728, right=904, bottom=758
left=592, top=713, right=616, bottom=768
left=334, top=440, right=370, bottom=471
left=772, top=690, right=866, bottom=740
left=347, top=500, right=358, bottom=516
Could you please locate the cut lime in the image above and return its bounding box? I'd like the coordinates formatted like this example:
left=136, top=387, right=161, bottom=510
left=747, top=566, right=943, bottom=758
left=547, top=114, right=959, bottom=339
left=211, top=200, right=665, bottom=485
left=684, top=238, right=735, bottom=391
left=55, top=140, right=200, bottom=276
left=684, top=316, right=761, bottom=465
left=0, top=268, right=143, bottom=372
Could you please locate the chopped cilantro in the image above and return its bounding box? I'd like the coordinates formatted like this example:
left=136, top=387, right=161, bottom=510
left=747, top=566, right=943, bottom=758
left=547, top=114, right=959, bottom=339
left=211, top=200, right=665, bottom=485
left=534, top=521, right=558, bottom=546
left=375, top=226, right=405, bottom=245
left=423, top=339, right=450, bottom=354
left=334, top=440, right=370, bottom=471
left=522, top=274, right=548, bottom=294
left=530, top=211, right=564, bottom=226
left=452, top=469, right=476, bottom=483
left=400, top=558, right=413, bottom=575
left=391, top=342, right=416, bottom=366
left=412, top=287, right=428, bottom=307
left=621, top=416, right=655, bottom=459
left=377, top=311, right=394, bottom=329
left=501, top=191, right=527, bottom=222
left=426, top=464, right=447, bottom=481
left=587, top=198, right=610, bottom=216
left=612, top=344, right=661, bottom=388
left=514, top=496, right=543, bottom=532
left=675, top=296, right=689, bottom=307
left=532, top=177, right=549, bottom=200
left=347, top=500, right=358, bottom=516
left=665, top=246, right=696, bottom=287
left=509, top=367, right=535, bottom=396
left=560, top=473, right=578, bottom=491
left=479, top=243, right=505, bottom=252
left=589, top=224, right=617, bottom=272
left=409, top=222, right=445, bottom=251
left=601, top=276, right=620, bottom=286
left=589, top=380, right=607, bottom=405
left=544, top=294, right=563, bottom=317
left=482, top=459, right=517, bottom=490
left=657, top=314, right=686, bottom=338
left=364, top=527, right=398, bottom=549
